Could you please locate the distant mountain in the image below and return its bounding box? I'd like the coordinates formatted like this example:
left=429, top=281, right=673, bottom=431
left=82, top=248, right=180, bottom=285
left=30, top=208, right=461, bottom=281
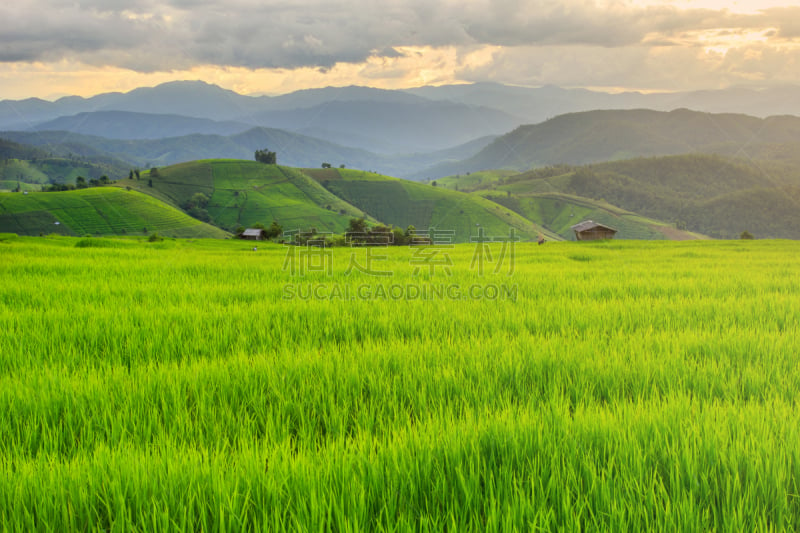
left=31, top=111, right=255, bottom=140
left=1, top=128, right=498, bottom=179
left=256, top=85, right=427, bottom=111
left=418, top=108, right=800, bottom=178
left=405, top=82, right=800, bottom=124
left=6, top=80, right=800, bottom=157
left=0, top=81, right=258, bottom=127
left=245, top=100, right=519, bottom=153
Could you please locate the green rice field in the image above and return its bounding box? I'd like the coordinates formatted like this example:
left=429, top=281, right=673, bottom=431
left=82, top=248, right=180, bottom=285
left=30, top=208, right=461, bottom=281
left=1, top=235, right=799, bottom=530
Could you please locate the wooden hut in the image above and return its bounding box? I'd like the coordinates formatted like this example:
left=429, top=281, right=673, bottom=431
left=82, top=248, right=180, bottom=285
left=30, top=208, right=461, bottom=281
left=240, top=228, right=267, bottom=241
left=571, top=220, right=617, bottom=241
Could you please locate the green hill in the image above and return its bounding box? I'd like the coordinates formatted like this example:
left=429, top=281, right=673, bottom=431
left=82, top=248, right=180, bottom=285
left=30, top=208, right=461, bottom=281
left=2, top=137, right=131, bottom=187
left=126, top=160, right=370, bottom=234
left=1, top=138, right=49, bottom=160
left=447, top=153, right=800, bottom=239
left=304, top=168, right=560, bottom=242
left=479, top=191, right=706, bottom=241
left=0, top=187, right=228, bottom=238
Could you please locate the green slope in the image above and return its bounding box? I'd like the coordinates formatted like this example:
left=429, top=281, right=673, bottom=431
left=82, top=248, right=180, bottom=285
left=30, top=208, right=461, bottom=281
left=0, top=188, right=229, bottom=238
left=479, top=191, right=706, bottom=241
left=305, top=168, right=560, bottom=242
left=506, top=154, right=800, bottom=239
left=127, top=160, right=370, bottom=234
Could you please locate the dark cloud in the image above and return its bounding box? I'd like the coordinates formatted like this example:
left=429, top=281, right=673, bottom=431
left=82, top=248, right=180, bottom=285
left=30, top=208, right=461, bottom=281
left=0, top=1, right=794, bottom=72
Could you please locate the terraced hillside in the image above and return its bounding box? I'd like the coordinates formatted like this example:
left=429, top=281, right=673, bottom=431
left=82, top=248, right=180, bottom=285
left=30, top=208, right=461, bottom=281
left=126, top=160, right=370, bottom=234
left=480, top=191, right=706, bottom=241
left=0, top=188, right=229, bottom=238
left=304, top=168, right=560, bottom=242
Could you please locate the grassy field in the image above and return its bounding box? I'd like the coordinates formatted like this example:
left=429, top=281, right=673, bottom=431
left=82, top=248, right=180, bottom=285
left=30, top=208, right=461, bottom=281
left=1, top=236, right=799, bottom=530
left=0, top=188, right=229, bottom=238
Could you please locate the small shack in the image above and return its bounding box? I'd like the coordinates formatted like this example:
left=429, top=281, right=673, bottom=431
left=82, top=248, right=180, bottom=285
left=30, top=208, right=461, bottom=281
left=240, top=228, right=268, bottom=241
left=571, top=220, right=617, bottom=241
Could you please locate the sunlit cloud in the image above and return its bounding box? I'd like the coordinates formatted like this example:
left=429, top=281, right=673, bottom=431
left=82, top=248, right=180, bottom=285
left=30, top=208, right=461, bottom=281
left=2, top=0, right=800, bottom=99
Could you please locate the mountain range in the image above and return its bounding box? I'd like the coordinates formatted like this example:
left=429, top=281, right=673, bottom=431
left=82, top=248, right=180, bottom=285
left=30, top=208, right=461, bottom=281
left=5, top=81, right=800, bottom=160
left=419, top=108, right=800, bottom=178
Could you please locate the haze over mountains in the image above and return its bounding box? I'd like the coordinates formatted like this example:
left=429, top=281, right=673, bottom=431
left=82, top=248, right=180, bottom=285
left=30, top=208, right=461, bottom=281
left=4, top=80, right=800, bottom=176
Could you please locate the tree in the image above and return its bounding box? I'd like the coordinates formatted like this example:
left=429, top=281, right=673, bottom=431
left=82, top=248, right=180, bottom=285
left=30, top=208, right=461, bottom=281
left=129, top=170, right=134, bottom=180
left=339, top=164, right=346, bottom=169
left=265, top=221, right=283, bottom=239
left=185, top=192, right=209, bottom=210
left=321, top=162, right=332, bottom=169
left=347, top=217, right=368, bottom=235
left=740, top=231, right=754, bottom=240
left=148, top=179, right=153, bottom=188
left=150, top=167, right=159, bottom=178
left=392, top=226, right=406, bottom=246
left=255, top=149, right=277, bottom=164
left=75, top=176, right=87, bottom=189
left=184, top=192, right=211, bottom=222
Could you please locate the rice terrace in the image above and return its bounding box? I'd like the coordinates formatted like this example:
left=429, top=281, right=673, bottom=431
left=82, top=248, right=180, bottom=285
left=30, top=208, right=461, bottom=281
left=1, top=231, right=799, bottom=530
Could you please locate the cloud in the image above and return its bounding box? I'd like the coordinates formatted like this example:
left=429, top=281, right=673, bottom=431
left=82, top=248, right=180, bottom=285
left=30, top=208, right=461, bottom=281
left=1, top=0, right=795, bottom=72
left=455, top=40, right=800, bottom=91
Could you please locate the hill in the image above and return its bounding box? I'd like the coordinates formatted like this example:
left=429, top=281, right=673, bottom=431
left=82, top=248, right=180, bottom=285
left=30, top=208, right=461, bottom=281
left=454, top=153, right=800, bottom=239
left=435, top=169, right=706, bottom=240
left=0, top=187, right=228, bottom=238
left=303, top=168, right=560, bottom=242
left=1, top=138, right=49, bottom=160
left=418, top=109, right=800, bottom=178
left=125, top=160, right=370, bottom=234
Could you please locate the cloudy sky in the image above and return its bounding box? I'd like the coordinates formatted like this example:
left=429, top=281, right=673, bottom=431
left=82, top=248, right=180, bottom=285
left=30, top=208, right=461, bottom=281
left=1, top=0, right=800, bottom=100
